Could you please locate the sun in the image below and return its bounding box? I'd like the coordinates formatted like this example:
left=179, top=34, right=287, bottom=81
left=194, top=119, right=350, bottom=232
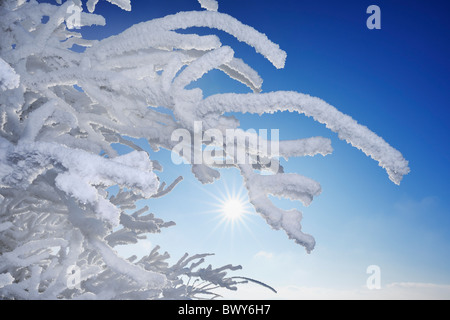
left=215, top=186, right=253, bottom=227
left=199, top=178, right=255, bottom=234
left=221, top=198, right=246, bottom=221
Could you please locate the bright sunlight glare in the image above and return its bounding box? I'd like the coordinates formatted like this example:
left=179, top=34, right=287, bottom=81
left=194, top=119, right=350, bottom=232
left=199, top=177, right=256, bottom=236
left=221, top=198, right=246, bottom=221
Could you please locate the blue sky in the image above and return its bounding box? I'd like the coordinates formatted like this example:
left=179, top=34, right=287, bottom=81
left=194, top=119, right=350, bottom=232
left=69, top=0, right=450, bottom=299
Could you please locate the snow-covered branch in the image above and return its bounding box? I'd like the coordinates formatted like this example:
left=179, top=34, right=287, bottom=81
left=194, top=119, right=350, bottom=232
left=0, top=0, right=409, bottom=299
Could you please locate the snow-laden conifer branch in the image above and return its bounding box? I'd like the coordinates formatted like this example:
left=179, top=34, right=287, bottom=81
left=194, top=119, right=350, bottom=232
left=0, top=58, right=20, bottom=91
left=197, top=92, right=410, bottom=185
left=198, top=0, right=219, bottom=12
left=88, top=10, right=287, bottom=69
left=0, top=0, right=409, bottom=299
left=86, top=0, right=131, bottom=13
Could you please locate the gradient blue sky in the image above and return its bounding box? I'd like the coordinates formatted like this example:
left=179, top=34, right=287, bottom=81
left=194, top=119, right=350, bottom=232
left=63, top=0, right=450, bottom=299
